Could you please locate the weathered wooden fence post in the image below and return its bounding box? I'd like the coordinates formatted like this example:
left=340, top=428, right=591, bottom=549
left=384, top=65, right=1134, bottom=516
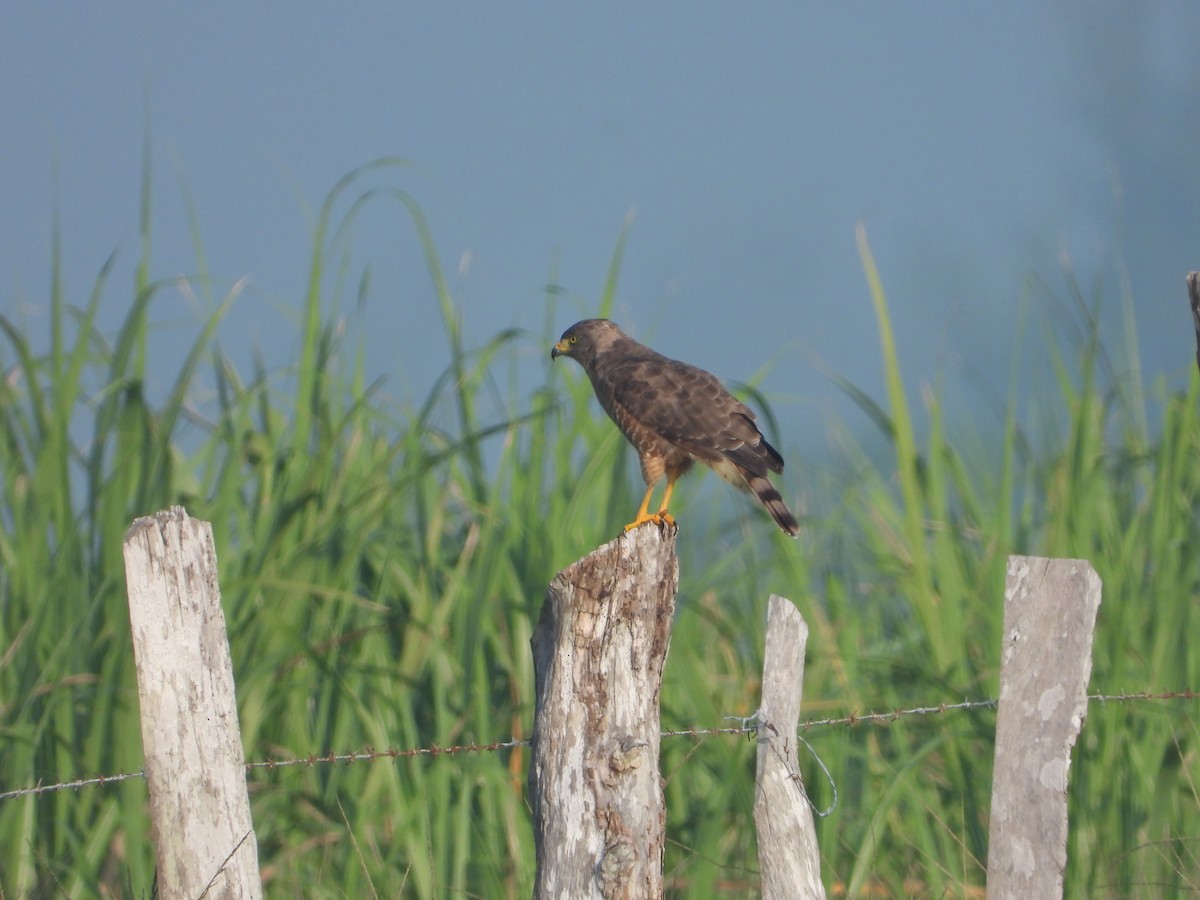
left=528, top=524, right=678, bottom=899
left=987, top=555, right=1101, bottom=900
left=754, top=595, right=825, bottom=899
left=1186, top=270, right=1200, bottom=373
left=123, top=506, right=262, bottom=900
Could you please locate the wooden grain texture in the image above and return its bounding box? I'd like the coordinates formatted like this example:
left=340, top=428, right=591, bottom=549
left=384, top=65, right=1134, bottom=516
left=987, top=555, right=1102, bottom=900
left=754, top=595, right=825, bottom=899
left=123, top=507, right=261, bottom=900
left=528, top=523, right=678, bottom=900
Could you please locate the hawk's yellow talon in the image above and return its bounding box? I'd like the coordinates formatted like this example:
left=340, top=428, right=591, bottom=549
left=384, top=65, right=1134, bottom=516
left=622, top=484, right=661, bottom=533
left=622, top=511, right=676, bottom=533
left=623, top=512, right=663, bottom=532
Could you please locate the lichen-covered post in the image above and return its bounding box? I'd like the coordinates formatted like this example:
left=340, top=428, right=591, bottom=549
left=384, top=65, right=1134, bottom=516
left=123, top=506, right=261, bottom=900
left=754, top=595, right=825, bottom=899
left=987, top=555, right=1101, bottom=899
left=528, top=524, right=678, bottom=899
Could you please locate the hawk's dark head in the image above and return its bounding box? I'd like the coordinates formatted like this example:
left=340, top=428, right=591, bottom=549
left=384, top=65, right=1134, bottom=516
left=551, top=318, right=625, bottom=369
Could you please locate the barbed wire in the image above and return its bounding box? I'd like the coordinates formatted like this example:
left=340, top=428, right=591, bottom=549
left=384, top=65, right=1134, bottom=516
left=246, top=737, right=529, bottom=772
left=1, top=689, right=1194, bottom=803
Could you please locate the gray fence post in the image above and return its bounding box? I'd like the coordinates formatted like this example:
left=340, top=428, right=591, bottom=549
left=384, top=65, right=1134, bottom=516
left=754, top=595, right=825, bottom=899
left=987, top=555, right=1102, bottom=899
left=123, top=506, right=261, bottom=900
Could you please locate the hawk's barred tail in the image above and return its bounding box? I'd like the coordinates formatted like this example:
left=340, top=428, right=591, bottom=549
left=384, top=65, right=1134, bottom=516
left=745, top=473, right=800, bottom=537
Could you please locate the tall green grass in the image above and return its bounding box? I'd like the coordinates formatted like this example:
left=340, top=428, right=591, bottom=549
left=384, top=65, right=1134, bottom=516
left=1, top=164, right=1197, bottom=897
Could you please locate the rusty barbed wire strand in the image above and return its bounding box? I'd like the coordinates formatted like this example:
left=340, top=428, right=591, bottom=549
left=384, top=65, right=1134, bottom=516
left=2, top=689, right=1195, bottom=802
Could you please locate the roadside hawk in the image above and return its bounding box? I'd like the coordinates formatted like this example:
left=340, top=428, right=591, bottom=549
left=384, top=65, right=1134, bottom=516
left=551, top=318, right=799, bottom=536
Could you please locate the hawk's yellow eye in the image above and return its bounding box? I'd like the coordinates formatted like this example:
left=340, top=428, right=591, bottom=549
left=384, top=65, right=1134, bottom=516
left=569, top=335, right=578, bottom=344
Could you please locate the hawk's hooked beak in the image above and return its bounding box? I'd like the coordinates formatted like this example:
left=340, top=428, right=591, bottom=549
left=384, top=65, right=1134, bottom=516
left=551, top=338, right=570, bottom=360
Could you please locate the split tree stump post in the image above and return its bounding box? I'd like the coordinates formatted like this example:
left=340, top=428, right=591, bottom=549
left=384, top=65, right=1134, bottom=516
left=987, top=555, right=1102, bottom=900
left=123, top=506, right=261, bottom=900
left=528, top=523, right=678, bottom=899
left=754, top=595, right=825, bottom=899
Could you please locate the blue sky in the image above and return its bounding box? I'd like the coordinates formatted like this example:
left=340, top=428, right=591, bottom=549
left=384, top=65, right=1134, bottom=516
left=3, top=4, right=1199, bottom=462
